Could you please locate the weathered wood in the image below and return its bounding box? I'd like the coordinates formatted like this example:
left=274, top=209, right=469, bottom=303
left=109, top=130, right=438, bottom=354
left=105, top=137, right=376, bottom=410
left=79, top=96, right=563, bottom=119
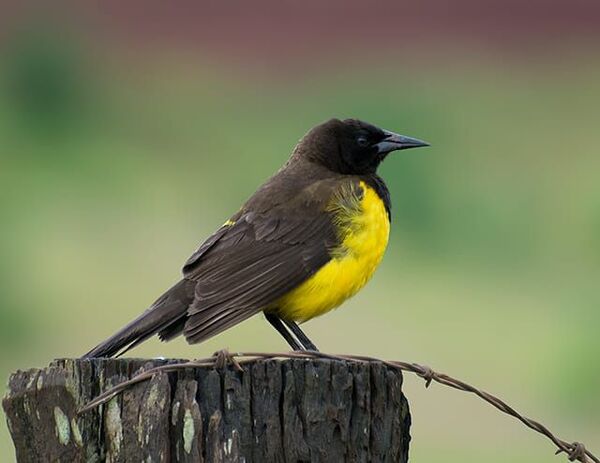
left=3, top=358, right=411, bottom=462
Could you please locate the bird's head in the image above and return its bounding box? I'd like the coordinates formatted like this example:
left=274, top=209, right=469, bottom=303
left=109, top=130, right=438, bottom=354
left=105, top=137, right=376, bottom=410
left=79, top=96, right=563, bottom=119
left=295, top=118, right=429, bottom=175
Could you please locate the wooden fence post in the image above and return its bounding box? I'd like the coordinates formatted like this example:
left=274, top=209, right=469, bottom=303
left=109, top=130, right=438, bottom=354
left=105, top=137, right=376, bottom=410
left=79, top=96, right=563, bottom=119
left=3, top=357, right=411, bottom=462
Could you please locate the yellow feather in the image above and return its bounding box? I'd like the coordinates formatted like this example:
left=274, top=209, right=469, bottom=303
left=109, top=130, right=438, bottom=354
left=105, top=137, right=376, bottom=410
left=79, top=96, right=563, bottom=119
left=274, top=181, right=390, bottom=322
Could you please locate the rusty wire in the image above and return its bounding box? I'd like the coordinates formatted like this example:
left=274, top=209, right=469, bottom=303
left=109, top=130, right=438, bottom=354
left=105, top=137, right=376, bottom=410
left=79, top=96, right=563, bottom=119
left=79, top=349, right=598, bottom=463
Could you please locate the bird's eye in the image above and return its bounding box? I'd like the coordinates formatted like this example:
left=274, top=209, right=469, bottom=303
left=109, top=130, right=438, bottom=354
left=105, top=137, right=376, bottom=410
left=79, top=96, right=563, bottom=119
left=356, top=136, right=369, bottom=147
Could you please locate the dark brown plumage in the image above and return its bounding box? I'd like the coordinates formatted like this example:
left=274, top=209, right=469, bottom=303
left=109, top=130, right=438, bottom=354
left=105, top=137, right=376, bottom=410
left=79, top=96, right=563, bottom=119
left=83, top=118, right=428, bottom=357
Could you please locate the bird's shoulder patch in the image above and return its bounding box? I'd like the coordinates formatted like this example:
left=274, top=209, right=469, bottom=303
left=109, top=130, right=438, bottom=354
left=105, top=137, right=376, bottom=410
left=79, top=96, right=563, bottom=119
left=326, top=179, right=364, bottom=229
left=182, top=210, right=244, bottom=274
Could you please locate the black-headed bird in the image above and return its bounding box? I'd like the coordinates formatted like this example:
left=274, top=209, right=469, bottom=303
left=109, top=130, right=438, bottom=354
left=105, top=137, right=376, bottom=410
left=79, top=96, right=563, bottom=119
left=83, top=118, right=428, bottom=357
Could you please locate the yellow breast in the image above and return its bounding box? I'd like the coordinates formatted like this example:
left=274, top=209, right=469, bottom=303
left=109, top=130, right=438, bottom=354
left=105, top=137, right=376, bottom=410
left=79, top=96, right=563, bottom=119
left=274, top=181, right=390, bottom=322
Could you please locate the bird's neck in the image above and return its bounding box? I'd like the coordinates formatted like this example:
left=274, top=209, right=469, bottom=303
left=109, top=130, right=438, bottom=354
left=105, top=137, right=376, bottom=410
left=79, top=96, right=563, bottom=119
left=359, top=174, right=391, bottom=220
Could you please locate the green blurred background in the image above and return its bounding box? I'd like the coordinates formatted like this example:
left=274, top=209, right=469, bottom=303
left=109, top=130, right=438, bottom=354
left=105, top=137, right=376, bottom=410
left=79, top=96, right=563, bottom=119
left=1, top=1, right=599, bottom=461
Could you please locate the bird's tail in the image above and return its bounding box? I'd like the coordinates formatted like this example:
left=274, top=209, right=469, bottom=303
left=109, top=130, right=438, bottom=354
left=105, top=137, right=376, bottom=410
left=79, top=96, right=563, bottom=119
left=81, top=279, right=195, bottom=358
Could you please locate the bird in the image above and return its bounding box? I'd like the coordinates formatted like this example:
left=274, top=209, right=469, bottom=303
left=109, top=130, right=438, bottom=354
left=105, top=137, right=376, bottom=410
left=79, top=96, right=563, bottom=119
left=82, top=118, right=429, bottom=358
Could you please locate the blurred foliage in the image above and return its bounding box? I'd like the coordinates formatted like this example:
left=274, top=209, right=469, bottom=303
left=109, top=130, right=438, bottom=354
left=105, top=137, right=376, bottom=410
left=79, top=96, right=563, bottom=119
left=0, top=29, right=599, bottom=462
left=2, top=25, right=89, bottom=139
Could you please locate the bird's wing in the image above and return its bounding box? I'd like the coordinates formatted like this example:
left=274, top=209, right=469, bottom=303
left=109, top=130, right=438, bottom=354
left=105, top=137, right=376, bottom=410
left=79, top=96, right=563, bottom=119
left=182, top=219, right=238, bottom=271
left=181, top=179, right=350, bottom=344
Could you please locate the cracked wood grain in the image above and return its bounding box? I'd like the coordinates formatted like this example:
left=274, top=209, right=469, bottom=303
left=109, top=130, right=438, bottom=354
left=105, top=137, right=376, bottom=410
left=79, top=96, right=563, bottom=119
left=3, top=358, right=410, bottom=462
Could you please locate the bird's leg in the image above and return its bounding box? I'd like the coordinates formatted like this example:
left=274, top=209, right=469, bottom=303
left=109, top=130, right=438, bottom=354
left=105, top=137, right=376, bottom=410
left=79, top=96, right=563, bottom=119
left=282, top=319, right=319, bottom=351
left=265, top=313, right=304, bottom=351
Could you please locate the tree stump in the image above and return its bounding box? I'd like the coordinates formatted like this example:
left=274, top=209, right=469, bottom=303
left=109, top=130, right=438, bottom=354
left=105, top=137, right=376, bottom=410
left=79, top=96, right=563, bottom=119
left=2, top=357, right=411, bottom=462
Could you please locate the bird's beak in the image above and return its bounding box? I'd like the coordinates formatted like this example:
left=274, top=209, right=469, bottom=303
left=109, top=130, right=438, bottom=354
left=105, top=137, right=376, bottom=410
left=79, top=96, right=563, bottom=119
left=376, top=129, right=430, bottom=154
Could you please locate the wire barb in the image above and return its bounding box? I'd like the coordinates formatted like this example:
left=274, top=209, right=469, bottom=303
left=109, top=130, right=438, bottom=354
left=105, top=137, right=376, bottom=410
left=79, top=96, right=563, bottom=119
left=556, top=442, right=589, bottom=462
left=212, top=348, right=244, bottom=371
left=415, top=364, right=436, bottom=388
left=78, top=350, right=598, bottom=463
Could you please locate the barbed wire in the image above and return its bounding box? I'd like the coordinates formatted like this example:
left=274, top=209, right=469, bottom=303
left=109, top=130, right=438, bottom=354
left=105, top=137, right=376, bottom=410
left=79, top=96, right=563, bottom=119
left=79, top=349, right=598, bottom=463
